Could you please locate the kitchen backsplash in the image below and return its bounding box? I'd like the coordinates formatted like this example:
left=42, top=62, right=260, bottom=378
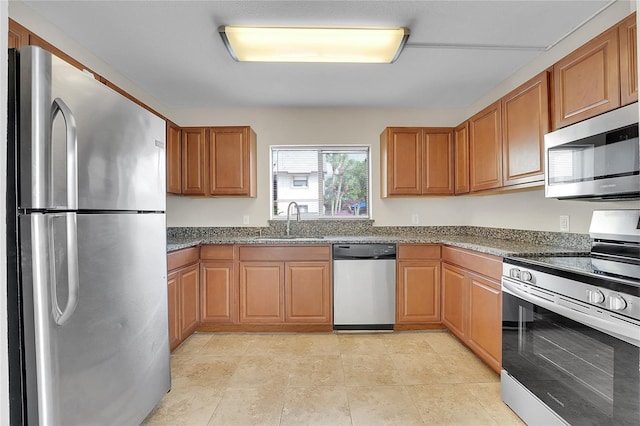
left=167, top=220, right=591, bottom=250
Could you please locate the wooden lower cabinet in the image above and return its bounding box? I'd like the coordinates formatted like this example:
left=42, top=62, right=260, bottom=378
left=441, top=246, right=502, bottom=373
left=179, top=265, right=200, bottom=338
left=239, top=262, right=285, bottom=323
left=167, top=247, right=200, bottom=351
left=238, top=245, right=332, bottom=326
left=167, top=262, right=199, bottom=351
left=239, top=259, right=332, bottom=325
left=467, top=274, right=502, bottom=372
left=200, top=261, right=234, bottom=323
left=396, top=244, right=442, bottom=325
left=200, top=245, right=236, bottom=324
left=285, top=262, right=331, bottom=323
left=441, top=263, right=467, bottom=339
left=167, top=272, right=181, bottom=351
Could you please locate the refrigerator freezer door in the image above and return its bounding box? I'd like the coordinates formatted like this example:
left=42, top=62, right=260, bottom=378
left=20, top=213, right=170, bottom=425
left=19, top=46, right=166, bottom=212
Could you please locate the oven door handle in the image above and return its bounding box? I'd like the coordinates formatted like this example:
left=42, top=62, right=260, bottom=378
left=502, top=279, right=640, bottom=348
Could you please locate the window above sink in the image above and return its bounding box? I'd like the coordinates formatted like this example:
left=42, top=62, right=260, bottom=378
left=270, top=146, right=370, bottom=220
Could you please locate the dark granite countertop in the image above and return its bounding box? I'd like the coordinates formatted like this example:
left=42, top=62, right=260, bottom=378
left=167, top=234, right=585, bottom=258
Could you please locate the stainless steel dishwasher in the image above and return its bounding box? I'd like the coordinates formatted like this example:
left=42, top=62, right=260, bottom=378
left=333, top=244, right=396, bottom=330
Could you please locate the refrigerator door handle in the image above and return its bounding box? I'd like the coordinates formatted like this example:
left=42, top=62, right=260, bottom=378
left=51, top=98, right=78, bottom=210
left=51, top=213, right=79, bottom=326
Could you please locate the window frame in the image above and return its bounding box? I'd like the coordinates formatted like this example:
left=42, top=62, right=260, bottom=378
left=270, top=145, right=372, bottom=220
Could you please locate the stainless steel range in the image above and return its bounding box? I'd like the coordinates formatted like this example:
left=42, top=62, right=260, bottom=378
left=501, top=209, right=640, bottom=426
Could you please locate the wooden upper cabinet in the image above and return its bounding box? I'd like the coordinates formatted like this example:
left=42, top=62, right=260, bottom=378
left=381, top=127, right=422, bottom=196
left=469, top=101, right=502, bottom=192
left=208, top=127, right=257, bottom=197
left=553, top=26, right=620, bottom=129
left=422, top=129, right=454, bottom=194
left=166, top=122, right=182, bottom=194
left=619, top=13, right=638, bottom=106
left=8, top=19, right=30, bottom=49
left=181, top=127, right=208, bottom=195
left=454, top=122, right=470, bottom=194
left=380, top=127, right=453, bottom=197
left=501, top=70, right=550, bottom=187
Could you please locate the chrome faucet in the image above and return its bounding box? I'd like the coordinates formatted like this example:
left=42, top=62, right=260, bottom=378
left=286, top=201, right=301, bottom=236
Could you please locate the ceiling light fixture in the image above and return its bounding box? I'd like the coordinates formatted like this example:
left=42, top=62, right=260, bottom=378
left=219, top=26, right=409, bottom=63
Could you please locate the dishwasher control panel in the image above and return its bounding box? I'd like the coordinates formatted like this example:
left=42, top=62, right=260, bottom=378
left=333, top=244, right=396, bottom=260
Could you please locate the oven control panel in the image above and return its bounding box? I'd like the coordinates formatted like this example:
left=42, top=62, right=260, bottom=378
left=503, top=263, right=640, bottom=322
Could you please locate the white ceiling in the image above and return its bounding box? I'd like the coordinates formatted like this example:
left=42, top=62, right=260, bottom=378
left=18, top=0, right=617, bottom=109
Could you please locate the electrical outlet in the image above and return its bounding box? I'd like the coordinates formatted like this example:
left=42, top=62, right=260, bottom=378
left=411, top=214, right=419, bottom=225
left=242, top=215, right=250, bottom=225
left=559, top=215, right=570, bottom=232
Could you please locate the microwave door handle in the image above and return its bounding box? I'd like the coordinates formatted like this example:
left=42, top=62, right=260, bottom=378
left=502, top=279, right=640, bottom=348
left=50, top=98, right=78, bottom=209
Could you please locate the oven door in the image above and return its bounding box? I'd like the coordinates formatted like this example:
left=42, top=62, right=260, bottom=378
left=502, top=283, right=640, bottom=426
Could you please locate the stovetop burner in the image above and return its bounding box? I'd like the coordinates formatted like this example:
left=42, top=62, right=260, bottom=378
left=517, top=254, right=639, bottom=282
left=505, top=209, right=640, bottom=298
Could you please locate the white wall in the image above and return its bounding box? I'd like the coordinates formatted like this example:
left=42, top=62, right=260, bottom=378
left=1, top=1, right=10, bottom=422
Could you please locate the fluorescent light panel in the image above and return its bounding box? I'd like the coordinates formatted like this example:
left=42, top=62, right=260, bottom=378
left=220, top=26, right=409, bottom=63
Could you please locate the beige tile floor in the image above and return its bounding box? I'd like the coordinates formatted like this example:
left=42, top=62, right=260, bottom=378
left=143, top=331, right=525, bottom=426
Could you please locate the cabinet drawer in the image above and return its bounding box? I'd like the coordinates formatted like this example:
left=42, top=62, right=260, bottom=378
left=200, top=244, right=235, bottom=260
left=167, top=247, right=199, bottom=271
left=398, top=244, right=441, bottom=260
left=442, top=246, right=502, bottom=281
left=239, top=245, right=331, bottom=262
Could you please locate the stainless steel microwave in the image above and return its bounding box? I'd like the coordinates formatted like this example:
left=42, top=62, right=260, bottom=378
left=544, top=103, right=639, bottom=200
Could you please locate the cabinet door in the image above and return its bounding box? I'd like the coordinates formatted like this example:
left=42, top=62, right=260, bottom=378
left=469, top=101, right=502, bottom=192
left=239, top=262, right=285, bottom=323
left=454, top=122, right=470, bottom=194
left=466, top=274, right=502, bottom=374
left=166, top=122, right=182, bottom=194
left=285, top=262, right=331, bottom=323
left=179, top=264, right=200, bottom=337
left=181, top=127, right=207, bottom=195
left=619, top=13, right=638, bottom=106
left=422, top=129, right=454, bottom=194
left=209, top=127, right=256, bottom=196
left=441, top=263, right=467, bottom=341
left=167, top=272, right=181, bottom=351
left=382, top=128, right=423, bottom=196
left=200, top=262, right=235, bottom=324
left=502, top=71, right=549, bottom=187
left=396, top=260, right=441, bottom=324
left=553, top=27, right=620, bottom=129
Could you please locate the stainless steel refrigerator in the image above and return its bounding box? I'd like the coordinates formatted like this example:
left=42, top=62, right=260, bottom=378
left=7, top=46, right=170, bottom=425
